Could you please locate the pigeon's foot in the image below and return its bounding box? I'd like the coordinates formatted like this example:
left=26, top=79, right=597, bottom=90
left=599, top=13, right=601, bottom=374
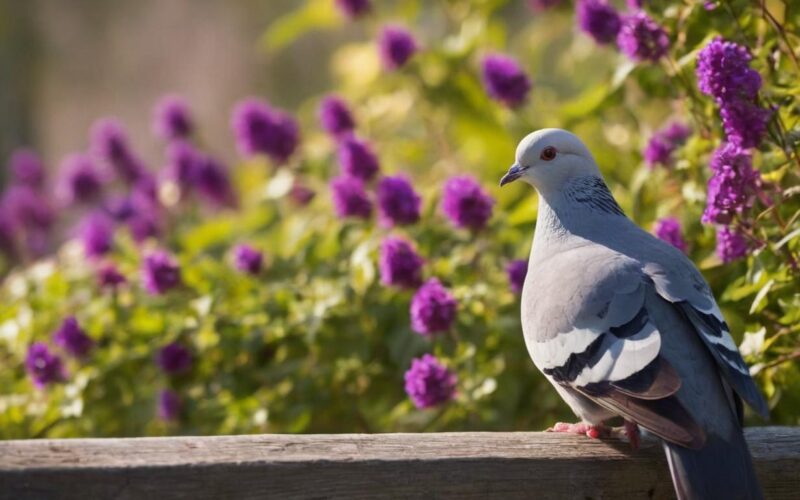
left=547, top=422, right=609, bottom=439
left=623, top=420, right=640, bottom=450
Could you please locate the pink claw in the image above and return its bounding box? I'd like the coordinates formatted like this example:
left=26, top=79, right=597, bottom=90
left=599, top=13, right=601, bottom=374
left=548, top=422, right=608, bottom=439
left=624, top=420, right=640, bottom=450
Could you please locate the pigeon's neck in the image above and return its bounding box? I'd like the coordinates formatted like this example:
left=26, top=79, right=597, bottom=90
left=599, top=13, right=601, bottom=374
left=532, top=176, right=629, bottom=258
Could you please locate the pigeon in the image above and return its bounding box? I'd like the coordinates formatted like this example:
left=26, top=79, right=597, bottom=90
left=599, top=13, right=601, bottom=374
left=500, top=129, right=767, bottom=500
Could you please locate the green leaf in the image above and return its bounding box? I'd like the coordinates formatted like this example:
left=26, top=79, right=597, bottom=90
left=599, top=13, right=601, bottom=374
left=750, top=279, right=775, bottom=315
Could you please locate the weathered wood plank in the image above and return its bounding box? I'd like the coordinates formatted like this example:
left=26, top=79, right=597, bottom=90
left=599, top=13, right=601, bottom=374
left=0, top=427, right=797, bottom=499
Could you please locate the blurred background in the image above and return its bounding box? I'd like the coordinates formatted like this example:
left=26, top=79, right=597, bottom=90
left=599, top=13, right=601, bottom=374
left=0, top=0, right=363, bottom=165
left=1, top=0, right=797, bottom=438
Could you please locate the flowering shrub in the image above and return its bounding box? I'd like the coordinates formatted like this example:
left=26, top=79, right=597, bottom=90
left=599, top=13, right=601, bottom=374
left=1, top=0, right=799, bottom=438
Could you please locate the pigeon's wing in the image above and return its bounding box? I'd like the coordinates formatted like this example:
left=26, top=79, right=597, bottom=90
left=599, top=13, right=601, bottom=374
left=527, top=258, right=705, bottom=448
left=644, top=260, right=769, bottom=419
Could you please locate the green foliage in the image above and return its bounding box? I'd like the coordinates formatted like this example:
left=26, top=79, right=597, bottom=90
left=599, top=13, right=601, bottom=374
left=1, top=0, right=799, bottom=437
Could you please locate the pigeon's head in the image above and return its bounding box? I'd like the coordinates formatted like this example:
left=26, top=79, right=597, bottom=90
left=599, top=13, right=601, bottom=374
left=500, top=129, right=601, bottom=194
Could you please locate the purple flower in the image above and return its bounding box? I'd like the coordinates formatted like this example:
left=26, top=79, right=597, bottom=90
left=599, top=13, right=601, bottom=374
left=335, top=0, right=370, bottom=19
left=441, top=176, right=494, bottom=230
left=231, top=98, right=300, bottom=164
left=141, top=250, right=182, bottom=295
left=696, top=38, right=761, bottom=103
left=90, top=118, right=146, bottom=183
left=164, top=140, right=201, bottom=191
left=59, top=153, right=103, bottom=204
left=506, top=259, right=528, bottom=294
left=617, top=12, right=669, bottom=62
left=195, top=156, right=237, bottom=208
left=376, top=175, right=421, bottom=227
left=289, top=182, right=316, bottom=206
left=78, top=212, right=115, bottom=258
left=716, top=226, right=748, bottom=263
left=57, top=153, right=104, bottom=205
left=378, top=25, right=418, bottom=70
left=25, top=343, right=66, bottom=388
left=644, top=122, right=691, bottom=168
left=653, top=217, right=687, bottom=253
left=576, top=0, right=622, bottom=45
left=1, top=185, right=54, bottom=230
left=156, top=342, right=193, bottom=375
left=53, top=316, right=94, bottom=358
left=318, top=95, right=356, bottom=138
left=9, top=149, right=45, bottom=189
left=338, top=135, right=380, bottom=181
left=233, top=244, right=263, bottom=274
left=719, top=99, right=771, bottom=149
left=404, top=354, right=457, bottom=408
left=379, top=237, right=424, bottom=289
left=528, top=0, right=562, bottom=11
left=410, top=278, right=457, bottom=336
left=702, top=143, right=760, bottom=225
left=626, top=0, right=643, bottom=8
left=98, top=264, right=127, bottom=289
left=663, top=122, right=691, bottom=144
left=481, top=53, right=532, bottom=108
left=644, top=136, right=672, bottom=167
left=330, top=176, right=372, bottom=219
left=157, top=389, right=182, bottom=421
left=152, top=95, right=193, bottom=140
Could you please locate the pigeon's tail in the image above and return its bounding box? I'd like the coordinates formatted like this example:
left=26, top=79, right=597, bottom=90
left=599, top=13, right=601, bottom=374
left=662, top=430, right=763, bottom=500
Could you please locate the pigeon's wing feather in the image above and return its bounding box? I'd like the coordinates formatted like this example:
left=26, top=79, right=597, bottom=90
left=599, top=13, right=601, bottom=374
left=644, top=261, right=768, bottom=418
left=526, top=255, right=704, bottom=447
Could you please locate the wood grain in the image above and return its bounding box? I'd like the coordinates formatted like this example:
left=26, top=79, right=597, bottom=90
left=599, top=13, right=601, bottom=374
left=0, top=427, right=797, bottom=499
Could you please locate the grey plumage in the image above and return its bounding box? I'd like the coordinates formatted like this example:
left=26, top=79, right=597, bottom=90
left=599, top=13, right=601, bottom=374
left=504, top=129, right=766, bottom=500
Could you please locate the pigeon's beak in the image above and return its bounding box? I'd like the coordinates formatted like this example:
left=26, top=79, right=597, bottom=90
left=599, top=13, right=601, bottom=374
left=500, top=164, right=524, bottom=187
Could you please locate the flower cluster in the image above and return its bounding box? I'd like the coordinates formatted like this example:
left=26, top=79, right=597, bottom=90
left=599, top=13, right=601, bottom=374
left=696, top=38, right=770, bottom=148
left=577, top=0, right=621, bottom=45
left=233, top=244, right=263, bottom=275
left=318, top=95, right=356, bottom=138
left=376, top=176, right=421, bottom=227
left=90, top=118, right=147, bottom=183
left=157, top=389, right=182, bottom=421
left=57, top=154, right=104, bottom=205
left=617, top=12, right=669, bottom=62
left=410, top=278, right=458, bottom=336
left=441, top=176, right=494, bottom=231
left=53, top=317, right=94, bottom=358
left=152, top=95, right=193, bottom=140
left=156, top=342, right=193, bottom=375
left=577, top=1, right=668, bottom=62
left=330, top=176, right=373, bottom=219
left=25, top=343, right=66, bottom=388
left=141, top=250, right=182, bottom=295
left=644, top=122, right=690, bottom=168
left=702, top=143, right=760, bottom=226
left=481, top=53, right=532, bottom=108
left=716, top=226, right=749, bottom=263
left=378, top=25, right=418, bottom=70
left=653, top=217, right=687, bottom=253
left=79, top=212, right=115, bottom=258
left=404, top=354, right=457, bottom=408
left=231, top=98, right=300, bottom=164
left=379, top=237, right=424, bottom=289
left=338, top=136, right=380, bottom=181
left=506, top=259, right=528, bottom=295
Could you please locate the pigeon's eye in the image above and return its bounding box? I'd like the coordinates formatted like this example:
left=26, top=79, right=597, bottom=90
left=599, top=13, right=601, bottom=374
left=540, top=146, right=557, bottom=161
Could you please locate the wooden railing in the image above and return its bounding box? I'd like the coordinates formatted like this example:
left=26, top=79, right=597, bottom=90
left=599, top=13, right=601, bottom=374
left=0, top=427, right=797, bottom=499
